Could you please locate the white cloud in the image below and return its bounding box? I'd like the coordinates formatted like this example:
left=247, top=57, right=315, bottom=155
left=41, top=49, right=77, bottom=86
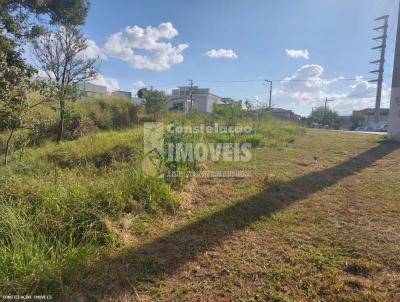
left=205, top=49, right=238, bottom=59
left=90, top=74, right=120, bottom=92
left=104, top=22, right=189, bottom=71
left=81, top=39, right=107, bottom=60
left=330, top=77, right=390, bottom=114
left=347, top=77, right=377, bottom=98
left=275, top=64, right=331, bottom=101
left=132, top=80, right=146, bottom=89
left=275, top=65, right=390, bottom=115
left=131, top=80, right=146, bottom=96
left=285, top=49, right=309, bottom=60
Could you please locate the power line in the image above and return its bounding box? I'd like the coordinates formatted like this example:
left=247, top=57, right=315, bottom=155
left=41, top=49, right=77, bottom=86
left=230, top=94, right=384, bottom=102
left=194, top=77, right=373, bottom=84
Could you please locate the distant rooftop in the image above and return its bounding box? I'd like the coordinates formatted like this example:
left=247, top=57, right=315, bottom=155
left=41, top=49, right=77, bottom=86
left=78, top=82, right=107, bottom=94
left=172, top=86, right=210, bottom=95
left=354, top=108, right=390, bottom=115
left=112, top=90, right=132, bottom=98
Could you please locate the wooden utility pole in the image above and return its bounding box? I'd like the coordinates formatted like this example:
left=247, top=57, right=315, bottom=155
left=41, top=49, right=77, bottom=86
left=264, top=80, right=273, bottom=109
left=389, top=4, right=400, bottom=140
left=370, top=15, right=389, bottom=127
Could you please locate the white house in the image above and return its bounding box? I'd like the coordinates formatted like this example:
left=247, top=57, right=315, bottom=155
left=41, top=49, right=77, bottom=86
left=166, top=86, right=225, bottom=113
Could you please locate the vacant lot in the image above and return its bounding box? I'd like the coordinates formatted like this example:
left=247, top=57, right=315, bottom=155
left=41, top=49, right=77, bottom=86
left=69, top=129, right=400, bottom=301
left=0, top=114, right=302, bottom=298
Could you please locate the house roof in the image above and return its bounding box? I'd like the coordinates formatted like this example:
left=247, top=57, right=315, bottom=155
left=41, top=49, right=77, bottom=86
left=78, top=82, right=107, bottom=94
left=271, top=108, right=292, bottom=113
left=171, top=86, right=225, bottom=98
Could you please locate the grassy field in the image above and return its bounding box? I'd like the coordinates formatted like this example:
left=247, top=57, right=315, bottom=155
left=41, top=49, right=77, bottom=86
left=1, top=116, right=399, bottom=301
left=0, top=113, right=304, bottom=299
left=67, top=129, right=400, bottom=302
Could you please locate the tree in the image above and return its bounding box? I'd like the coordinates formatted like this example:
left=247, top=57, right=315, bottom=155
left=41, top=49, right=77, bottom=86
left=142, top=89, right=166, bottom=119
left=350, top=112, right=365, bottom=130
left=0, top=0, right=89, bottom=163
left=0, top=54, right=57, bottom=165
left=32, top=26, right=98, bottom=142
left=244, top=100, right=253, bottom=111
left=137, top=88, right=147, bottom=99
left=0, top=53, right=32, bottom=165
left=0, top=0, right=89, bottom=69
left=0, top=0, right=89, bottom=97
left=308, top=106, right=340, bottom=129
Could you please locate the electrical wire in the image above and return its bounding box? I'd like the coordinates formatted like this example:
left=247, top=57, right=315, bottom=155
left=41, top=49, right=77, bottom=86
left=192, top=77, right=373, bottom=84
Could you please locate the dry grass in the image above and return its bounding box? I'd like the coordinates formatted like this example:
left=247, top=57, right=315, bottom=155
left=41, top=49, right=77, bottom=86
left=65, top=129, right=400, bottom=301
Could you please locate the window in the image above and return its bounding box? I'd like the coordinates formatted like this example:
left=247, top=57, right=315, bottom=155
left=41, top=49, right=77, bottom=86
left=172, top=103, right=184, bottom=111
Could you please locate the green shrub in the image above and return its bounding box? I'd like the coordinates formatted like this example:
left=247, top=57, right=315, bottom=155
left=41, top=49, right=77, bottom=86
left=162, top=126, right=203, bottom=188
left=125, top=173, right=178, bottom=214
left=0, top=170, right=178, bottom=294
left=75, top=95, right=139, bottom=131
left=212, top=102, right=244, bottom=125
left=44, top=129, right=141, bottom=168
left=0, top=182, right=110, bottom=294
left=0, top=110, right=304, bottom=295
left=47, top=143, right=135, bottom=168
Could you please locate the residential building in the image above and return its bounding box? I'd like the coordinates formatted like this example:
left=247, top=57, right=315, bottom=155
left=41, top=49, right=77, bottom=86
left=271, top=108, right=301, bottom=121
left=112, top=90, right=132, bottom=99
left=353, top=108, right=390, bottom=129
left=221, top=97, right=235, bottom=104
left=78, top=82, right=107, bottom=96
left=167, top=86, right=225, bottom=113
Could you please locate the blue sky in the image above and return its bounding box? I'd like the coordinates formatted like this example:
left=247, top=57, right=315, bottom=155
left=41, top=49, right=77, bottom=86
left=79, top=0, right=399, bottom=115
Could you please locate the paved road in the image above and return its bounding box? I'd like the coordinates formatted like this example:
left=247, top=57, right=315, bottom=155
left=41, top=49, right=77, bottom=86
left=333, top=130, right=386, bottom=135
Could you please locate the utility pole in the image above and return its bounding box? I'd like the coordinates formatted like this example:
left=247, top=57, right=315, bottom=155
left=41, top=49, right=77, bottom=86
left=324, top=97, right=334, bottom=127
left=389, top=4, right=400, bottom=140
left=264, top=80, right=273, bottom=109
left=370, top=15, right=389, bottom=128
left=324, top=97, right=334, bottom=113
left=188, top=79, right=193, bottom=111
